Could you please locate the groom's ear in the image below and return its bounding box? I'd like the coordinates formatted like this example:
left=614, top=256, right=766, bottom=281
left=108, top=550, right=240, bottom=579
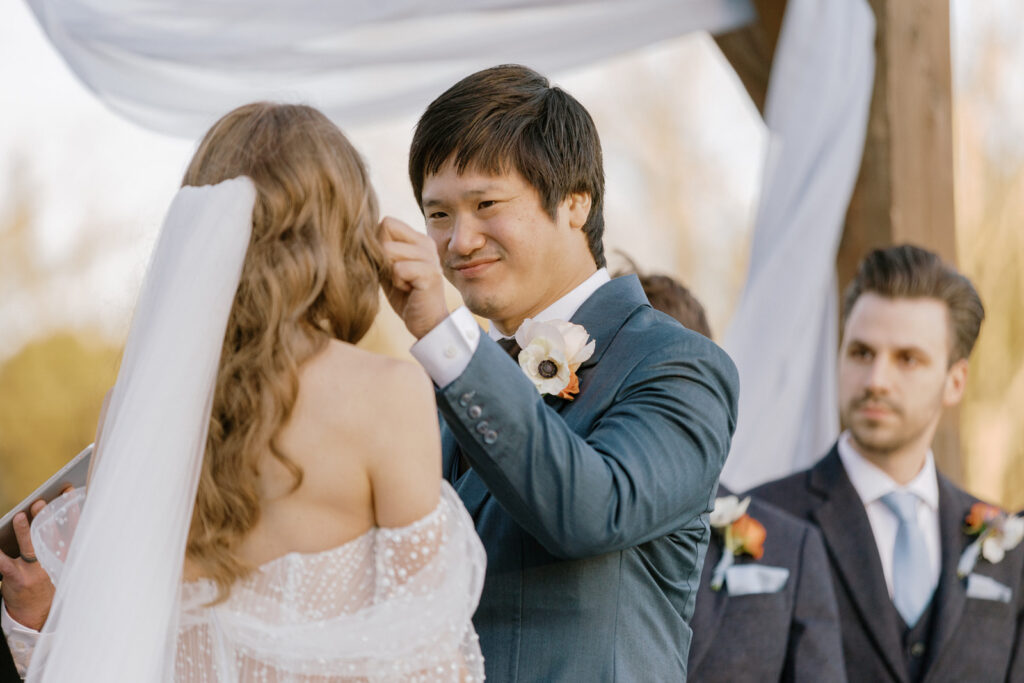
left=565, top=191, right=591, bottom=231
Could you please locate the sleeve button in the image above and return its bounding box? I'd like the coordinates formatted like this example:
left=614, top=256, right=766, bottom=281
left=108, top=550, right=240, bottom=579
left=483, top=430, right=498, bottom=444
left=468, top=405, right=482, bottom=419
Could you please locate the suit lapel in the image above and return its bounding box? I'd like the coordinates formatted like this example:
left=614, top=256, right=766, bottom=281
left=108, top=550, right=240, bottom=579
left=569, top=274, right=648, bottom=375
left=555, top=274, right=648, bottom=426
left=922, top=477, right=969, bottom=677
left=810, top=448, right=909, bottom=683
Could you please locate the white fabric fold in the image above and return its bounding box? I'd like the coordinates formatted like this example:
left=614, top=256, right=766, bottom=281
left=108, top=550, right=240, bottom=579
left=721, top=0, right=876, bottom=490
left=24, top=0, right=754, bottom=136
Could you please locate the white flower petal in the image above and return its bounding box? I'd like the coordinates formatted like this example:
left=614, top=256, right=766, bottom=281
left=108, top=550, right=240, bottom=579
left=710, top=495, right=750, bottom=528
left=982, top=535, right=1006, bottom=564
left=999, top=516, right=1024, bottom=550
left=518, top=340, right=570, bottom=395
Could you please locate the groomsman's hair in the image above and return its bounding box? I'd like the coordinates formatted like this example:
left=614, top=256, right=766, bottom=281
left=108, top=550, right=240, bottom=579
left=617, top=255, right=712, bottom=338
left=409, top=64, right=607, bottom=267
left=842, top=244, right=984, bottom=364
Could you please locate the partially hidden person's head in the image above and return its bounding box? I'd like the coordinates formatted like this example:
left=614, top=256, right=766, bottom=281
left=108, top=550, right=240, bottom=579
left=182, top=102, right=382, bottom=599
left=839, top=244, right=984, bottom=461
left=409, top=64, right=605, bottom=334
left=636, top=272, right=712, bottom=339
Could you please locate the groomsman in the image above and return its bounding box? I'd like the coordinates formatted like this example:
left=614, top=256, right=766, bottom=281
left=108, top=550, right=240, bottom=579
left=382, top=65, right=739, bottom=681
left=753, top=245, right=1024, bottom=682
left=638, top=271, right=846, bottom=682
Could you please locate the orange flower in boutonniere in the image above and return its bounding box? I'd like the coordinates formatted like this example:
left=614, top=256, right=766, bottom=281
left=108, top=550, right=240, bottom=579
left=958, top=502, right=1024, bottom=577
left=709, top=495, right=767, bottom=590
left=515, top=319, right=595, bottom=401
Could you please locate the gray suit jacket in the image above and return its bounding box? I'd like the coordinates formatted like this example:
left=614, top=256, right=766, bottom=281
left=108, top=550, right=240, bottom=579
left=437, top=275, right=739, bottom=682
left=752, top=446, right=1024, bottom=683
left=688, top=486, right=846, bottom=682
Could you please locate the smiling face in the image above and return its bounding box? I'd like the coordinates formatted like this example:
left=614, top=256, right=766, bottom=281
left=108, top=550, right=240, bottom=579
left=838, top=293, right=968, bottom=465
left=421, top=160, right=594, bottom=334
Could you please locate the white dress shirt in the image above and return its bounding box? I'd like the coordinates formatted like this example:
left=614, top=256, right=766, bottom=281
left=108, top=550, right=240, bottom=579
left=836, top=430, right=942, bottom=600
left=1, top=601, right=36, bottom=676
left=411, top=268, right=610, bottom=387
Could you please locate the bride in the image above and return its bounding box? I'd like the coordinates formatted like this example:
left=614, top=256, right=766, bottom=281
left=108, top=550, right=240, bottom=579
left=24, top=103, right=485, bottom=681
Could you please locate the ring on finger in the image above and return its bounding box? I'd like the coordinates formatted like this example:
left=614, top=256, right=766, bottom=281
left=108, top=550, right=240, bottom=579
left=20, top=554, right=38, bottom=564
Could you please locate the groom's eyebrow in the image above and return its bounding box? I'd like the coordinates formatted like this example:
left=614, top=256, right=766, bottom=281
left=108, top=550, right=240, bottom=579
left=422, top=186, right=503, bottom=207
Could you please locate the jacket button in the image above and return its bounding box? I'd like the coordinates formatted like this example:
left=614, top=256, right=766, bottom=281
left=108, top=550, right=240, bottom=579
left=458, top=392, right=475, bottom=407
left=468, top=405, right=482, bottom=419
left=476, top=421, right=489, bottom=434
left=910, top=642, right=925, bottom=657
left=483, top=430, right=498, bottom=444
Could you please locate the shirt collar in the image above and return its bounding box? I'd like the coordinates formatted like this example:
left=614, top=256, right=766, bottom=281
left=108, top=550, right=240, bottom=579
left=837, top=430, right=939, bottom=511
left=487, top=268, right=610, bottom=341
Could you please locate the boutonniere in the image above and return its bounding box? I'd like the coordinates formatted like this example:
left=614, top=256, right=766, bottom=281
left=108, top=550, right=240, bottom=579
left=957, top=502, right=1024, bottom=577
left=708, top=495, right=767, bottom=591
left=515, top=319, right=595, bottom=401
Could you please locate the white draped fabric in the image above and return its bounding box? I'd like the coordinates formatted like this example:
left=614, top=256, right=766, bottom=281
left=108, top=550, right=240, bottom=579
left=24, top=0, right=874, bottom=488
left=720, top=0, right=875, bottom=490
left=25, top=0, right=755, bottom=137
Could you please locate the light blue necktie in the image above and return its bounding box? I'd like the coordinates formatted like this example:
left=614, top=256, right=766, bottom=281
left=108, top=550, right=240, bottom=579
left=881, top=491, right=934, bottom=626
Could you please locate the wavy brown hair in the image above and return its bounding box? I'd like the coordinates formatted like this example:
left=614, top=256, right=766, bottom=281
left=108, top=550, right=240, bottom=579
left=181, top=103, right=382, bottom=600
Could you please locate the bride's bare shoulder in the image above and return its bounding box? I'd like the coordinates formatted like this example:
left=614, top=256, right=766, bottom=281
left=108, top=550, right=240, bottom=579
left=297, top=340, right=437, bottom=440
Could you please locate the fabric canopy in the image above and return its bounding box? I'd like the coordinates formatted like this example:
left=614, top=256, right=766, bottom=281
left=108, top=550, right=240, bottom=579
left=25, top=0, right=875, bottom=490
left=27, top=0, right=755, bottom=137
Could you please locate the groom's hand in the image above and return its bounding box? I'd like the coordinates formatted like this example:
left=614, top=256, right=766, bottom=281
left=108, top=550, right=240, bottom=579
left=380, top=216, right=450, bottom=339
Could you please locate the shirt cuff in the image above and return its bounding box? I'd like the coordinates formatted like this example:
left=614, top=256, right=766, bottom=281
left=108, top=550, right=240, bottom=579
left=1, top=601, right=39, bottom=678
left=410, top=306, right=481, bottom=389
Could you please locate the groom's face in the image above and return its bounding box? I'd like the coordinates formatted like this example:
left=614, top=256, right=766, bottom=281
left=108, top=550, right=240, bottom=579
left=421, top=159, right=588, bottom=333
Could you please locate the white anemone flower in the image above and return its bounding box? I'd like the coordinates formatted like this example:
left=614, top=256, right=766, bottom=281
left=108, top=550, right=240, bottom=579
left=515, top=319, right=594, bottom=396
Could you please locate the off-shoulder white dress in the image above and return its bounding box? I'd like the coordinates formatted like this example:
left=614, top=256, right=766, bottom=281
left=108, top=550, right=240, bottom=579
left=32, top=482, right=486, bottom=682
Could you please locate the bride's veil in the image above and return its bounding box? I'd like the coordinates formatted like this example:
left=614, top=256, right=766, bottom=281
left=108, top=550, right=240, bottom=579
left=27, top=177, right=256, bottom=681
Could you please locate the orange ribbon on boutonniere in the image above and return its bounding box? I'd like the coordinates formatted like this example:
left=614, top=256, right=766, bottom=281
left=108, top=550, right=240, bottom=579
left=514, top=319, right=594, bottom=401
left=957, top=502, right=1024, bottom=577
left=709, top=495, right=767, bottom=591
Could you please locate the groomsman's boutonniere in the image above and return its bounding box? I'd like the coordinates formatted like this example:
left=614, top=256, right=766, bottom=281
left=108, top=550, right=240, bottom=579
left=709, top=495, right=767, bottom=591
left=957, top=503, right=1024, bottom=577
left=515, top=319, right=595, bottom=401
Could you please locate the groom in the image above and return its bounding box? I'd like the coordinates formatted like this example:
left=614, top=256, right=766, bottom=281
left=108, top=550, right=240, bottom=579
left=382, top=64, right=739, bottom=681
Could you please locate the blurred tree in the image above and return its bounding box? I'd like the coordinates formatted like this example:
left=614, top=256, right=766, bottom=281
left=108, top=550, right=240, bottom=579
left=0, top=332, right=119, bottom=512
left=953, top=4, right=1024, bottom=512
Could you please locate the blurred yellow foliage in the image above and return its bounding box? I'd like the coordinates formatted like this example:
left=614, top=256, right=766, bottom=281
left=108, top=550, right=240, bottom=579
left=0, top=333, right=119, bottom=511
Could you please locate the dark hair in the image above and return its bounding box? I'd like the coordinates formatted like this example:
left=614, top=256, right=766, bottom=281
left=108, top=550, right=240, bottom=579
left=842, top=244, right=984, bottom=364
left=639, top=274, right=712, bottom=338
left=409, top=64, right=606, bottom=267
left=613, top=253, right=712, bottom=337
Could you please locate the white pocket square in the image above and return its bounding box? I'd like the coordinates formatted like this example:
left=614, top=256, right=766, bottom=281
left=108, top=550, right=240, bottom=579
left=725, top=564, right=790, bottom=596
left=966, top=573, right=1012, bottom=603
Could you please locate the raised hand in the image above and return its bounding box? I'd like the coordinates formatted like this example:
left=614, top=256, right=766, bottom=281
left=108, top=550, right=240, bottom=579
left=379, top=216, right=450, bottom=339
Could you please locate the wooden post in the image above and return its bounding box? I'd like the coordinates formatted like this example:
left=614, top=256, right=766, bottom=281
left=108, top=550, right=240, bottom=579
left=718, top=0, right=963, bottom=481
left=837, top=0, right=961, bottom=482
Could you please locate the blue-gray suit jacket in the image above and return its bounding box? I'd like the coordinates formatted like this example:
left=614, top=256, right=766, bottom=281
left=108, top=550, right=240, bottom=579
left=437, top=275, right=739, bottom=682
left=752, top=446, right=1024, bottom=683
